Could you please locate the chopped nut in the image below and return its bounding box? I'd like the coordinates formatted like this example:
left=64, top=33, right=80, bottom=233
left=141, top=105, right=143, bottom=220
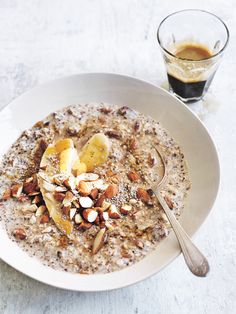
left=59, top=235, right=69, bottom=248
left=78, top=181, right=91, bottom=196
left=53, top=192, right=65, bottom=202
left=164, top=195, right=174, bottom=209
left=92, top=228, right=107, bottom=254
left=148, top=154, right=157, bottom=167
left=69, top=207, right=77, bottom=220
left=135, top=239, right=144, bottom=249
left=77, top=221, right=92, bottom=231
left=120, top=204, right=132, bottom=215
left=82, top=208, right=98, bottom=222
left=74, top=213, right=83, bottom=224
left=136, top=188, right=151, bottom=204
left=90, top=188, right=98, bottom=200
left=62, top=204, right=71, bottom=216
left=105, top=130, right=121, bottom=139
left=95, top=194, right=106, bottom=207
left=108, top=204, right=121, bottom=219
left=13, top=228, right=27, bottom=240
left=129, top=198, right=137, bottom=205
left=36, top=205, right=46, bottom=217
left=63, top=176, right=76, bottom=190
left=127, top=171, right=140, bottom=182
left=63, top=191, right=74, bottom=205
left=104, top=184, right=118, bottom=199
left=94, top=215, right=100, bottom=225
left=22, top=204, right=38, bottom=213
left=128, top=138, right=138, bottom=151
left=39, top=214, right=50, bottom=223
left=55, top=186, right=67, bottom=192
left=121, top=250, right=133, bottom=259
left=99, top=211, right=109, bottom=221
left=106, top=170, right=115, bottom=177
left=79, top=196, right=94, bottom=208
left=2, top=189, right=11, bottom=200
left=23, top=175, right=38, bottom=194
left=29, top=215, right=37, bottom=224
left=77, top=173, right=99, bottom=181
left=11, top=184, right=23, bottom=198
left=101, top=200, right=111, bottom=211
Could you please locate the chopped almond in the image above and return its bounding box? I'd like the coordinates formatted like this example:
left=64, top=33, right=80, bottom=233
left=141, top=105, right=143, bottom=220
left=78, top=181, right=91, bottom=196
left=136, top=188, right=151, bottom=204
left=127, top=171, right=140, bottom=182
left=77, top=221, right=92, bottom=231
left=11, top=184, right=23, bottom=198
left=164, top=195, right=174, bottom=209
left=108, top=204, right=121, bottom=219
left=90, top=188, right=98, bottom=200
left=120, top=204, right=132, bottom=215
left=95, top=194, right=106, bottom=207
left=13, top=228, right=27, bottom=240
left=39, top=214, right=50, bottom=223
left=82, top=208, right=98, bottom=222
left=53, top=192, right=65, bottom=202
left=104, top=184, right=118, bottom=199
left=92, top=228, right=107, bottom=254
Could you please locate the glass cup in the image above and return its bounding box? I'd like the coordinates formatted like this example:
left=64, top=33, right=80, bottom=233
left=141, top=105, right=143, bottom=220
left=157, top=10, right=229, bottom=103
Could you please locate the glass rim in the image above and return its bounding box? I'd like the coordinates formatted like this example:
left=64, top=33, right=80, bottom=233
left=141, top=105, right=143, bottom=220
left=157, top=9, right=230, bottom=62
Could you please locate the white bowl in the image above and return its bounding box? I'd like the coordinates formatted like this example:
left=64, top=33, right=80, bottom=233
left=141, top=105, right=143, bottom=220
left=0, top=73, right=220, bottom=291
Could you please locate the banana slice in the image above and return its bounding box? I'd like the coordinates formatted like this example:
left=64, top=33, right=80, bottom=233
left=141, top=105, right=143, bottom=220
left=79, top=133, right=110, bottom=171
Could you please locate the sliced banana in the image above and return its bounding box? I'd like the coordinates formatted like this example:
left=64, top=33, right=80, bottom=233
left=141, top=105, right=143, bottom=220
left=79, top=133, right=110, bottom=171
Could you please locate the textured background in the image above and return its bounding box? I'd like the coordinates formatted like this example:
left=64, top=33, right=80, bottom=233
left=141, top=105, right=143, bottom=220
left=0, top=0, right=235, bottom=313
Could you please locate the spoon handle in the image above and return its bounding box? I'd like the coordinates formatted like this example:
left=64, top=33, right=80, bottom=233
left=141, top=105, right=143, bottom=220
left=155, top=191, right=210, bottom=277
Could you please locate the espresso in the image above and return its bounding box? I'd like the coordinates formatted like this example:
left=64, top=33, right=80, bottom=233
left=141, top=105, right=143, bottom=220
left=168, top=43, right=213, bottom=102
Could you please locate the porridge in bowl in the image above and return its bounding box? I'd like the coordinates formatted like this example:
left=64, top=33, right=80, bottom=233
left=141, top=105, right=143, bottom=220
left=0, top=103, right=190, bottom=274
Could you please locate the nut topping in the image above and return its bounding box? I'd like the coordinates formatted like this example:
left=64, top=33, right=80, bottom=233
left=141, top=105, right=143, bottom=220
left=74, top=213, right=83, bottom=224
left=108, top=204, right=121, bottom=219
left=79, top=196, right=94, bottom=208
left=164, top=195, right=174, bottom=209
left=82, top=208, right=98, bottom=223
left=69, top=208, right=77, bottom=220
left=104, top=184, right=118, bottom=199
left=77, top=221, right=92, bottom=231
left=78, top=181, right=91, bottom=196
left=92, top=228, right=107, bottom=254
left=13, top=228, right=27, bottom=240
left=36, top=205, right=46, bottom=217
left=90, top=188, right=98, bottom=200
left=136, top=188, right=151, bottom=204
left=2, top=189, right=11, bottom=200
left=11, top=184, right=23, bottom=198
left=127, top=171, right=140, bottom=182
left=120, top=205, right=132, bottom=215
left=53, top=192, right=65, bottom=202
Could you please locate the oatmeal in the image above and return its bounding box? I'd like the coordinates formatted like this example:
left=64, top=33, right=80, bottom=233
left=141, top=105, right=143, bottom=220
left=0, top=103, right=190, bottom=274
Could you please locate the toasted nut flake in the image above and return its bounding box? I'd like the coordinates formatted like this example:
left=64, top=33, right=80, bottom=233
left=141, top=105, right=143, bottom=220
left=164, top=195, right=174, bottom=209
left=120, top=205, right=132, bottom=215
left=136, top=188, right=151, bottom=204
left=63, top=176, right=76, bottom=190
left=69, top=207, right=77, bottom=220
left=42, top=181, right=56, bottom=192
left=90, top=188, right=98, bottom=200
left=74, top=213, right=83, bottom=224
left=62, top=204, right=71, bottom=216
left=135, top=239, right=144, bottom=249
left=36, top=205, right=46, bottom=217
left=77, top=173, right=99, bottom=182
left=13, top=228, right=27, bottom=240
left=91, top=179, right=108, bottom=191
left=99, top=211, right=109, bottom=221
left=127, top=171, right=140, bottom=182
left=39, top=214, right=50, bottom=223
left=79, top=196, right=94, bottom=208
left=102, top=200, right=111, bottom=211
left=92, top=228, right=107, bottom=254
left=78, top=181, right=91, bottom=196
left=104, top=184, right=118, bottom=199
left=95, top=194, right=106, bottom=207
left=108, top=204, right=121, bottom=219
left=11, top=184, right=23, bottom=198
left=28, top=191, right=40, bottom=196
left=82, top=208, right=98, bottom=222
left=53, top=192, right=65, bottom=202
left=77, top=221, right=92, bottom=231
left=121, top=250, right=133, bottom=259
left=63, top=191, right=74, bottom=205
left=2, top=189, right=11, bottom=200
left=22, top=204, right=38, bottom=213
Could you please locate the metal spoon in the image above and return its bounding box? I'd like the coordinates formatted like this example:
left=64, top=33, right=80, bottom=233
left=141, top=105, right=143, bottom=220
left=150, top=146, right=210, bottom=277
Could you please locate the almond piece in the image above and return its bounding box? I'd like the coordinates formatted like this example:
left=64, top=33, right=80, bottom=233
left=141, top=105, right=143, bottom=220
left=79, top=196, right=94, bottom=208
left=11, top=184, right=23, bottom=198
left=13, top=228, right=27, bottom=240
left=78, top=181, right=91, bottom=196
left=62, top=204, right=71, bottom=216
left=105, top=130, right=121, bottom=139
left=90, top=188, right=98, bottom=200
left=2, top=189, right=11, bottom=200
left=62, top=191, right=74, bottom=205
left=92, top=228, right=107, bottom=254
left=39, top=214, right=50, bottom=223
left=77, top=221, right=92, bottom=231
left=74, top=213, right=83, bottom=224
left=164, top=195, right=174, bottom=209
left=28, top=191, right=40, bottom=196
left=95, top=194, right=106, bottom=207
left=36, top=205, right=46, bottom=217
left=53, top=192, right=65, bottom=202
left=120, top=204, right=132, bottom=215
left=52, top=174, right=68, bottom=185
left=82, top=208, right=98, bottom=222
left=99, top=211, right=109, bottom=221
left=104, top=184, right=118, bottom=199
left=136, top=188, right=151, bottom=204
left=127, top=171, right=140, bottom=182
left=108, top=204, right=121, bottom=219
left=22, top=204, right=38, bottom=213
left=69, top=207, right=77, bottom=220
left=23, top=176, right=38, bottom=194
left=101, top=200, right=111, bottom=211
left=32, top=195, right=41, bottom=205
left=94, top=215, right=100, bottom=225
left=63, top=176, right=76, bottom=190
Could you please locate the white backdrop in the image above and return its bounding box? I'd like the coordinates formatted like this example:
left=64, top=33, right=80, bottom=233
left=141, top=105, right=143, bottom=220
left=0, top=1, right=235, bottom=313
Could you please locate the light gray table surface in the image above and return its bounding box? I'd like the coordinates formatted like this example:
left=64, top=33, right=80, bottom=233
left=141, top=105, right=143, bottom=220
left=0, top=1, right=235, bottom=313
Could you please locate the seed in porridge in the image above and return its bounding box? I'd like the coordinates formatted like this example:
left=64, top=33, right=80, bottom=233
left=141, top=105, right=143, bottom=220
left=127, top=171, right=140, bottom=182
left=120, top=205, right=132, bottom=215
left=13, top=228, right=27, bottom=240
left=148, top=154, right=157, bottom=167
left=11, top=183, right=23, bottom=198
left=104, top=184, right=118, bottom=199
left=82, top=208, right=98, bottom=223
left=92, top=228, right=107, bottom=254
left=79, top=196, right=94, bottom=208
left=108, top=204, right=121, bottom=219
left=59, top=235, right=69, bottom=248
